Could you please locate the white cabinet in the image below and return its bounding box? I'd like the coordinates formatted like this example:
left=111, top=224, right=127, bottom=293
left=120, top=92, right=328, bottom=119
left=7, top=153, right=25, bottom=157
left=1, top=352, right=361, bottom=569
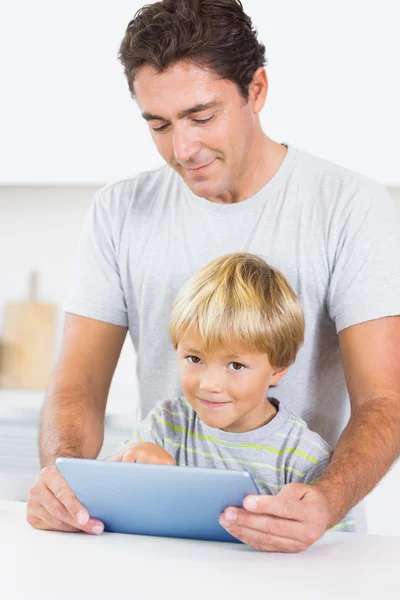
left=0, top=1, right=399, bottom=185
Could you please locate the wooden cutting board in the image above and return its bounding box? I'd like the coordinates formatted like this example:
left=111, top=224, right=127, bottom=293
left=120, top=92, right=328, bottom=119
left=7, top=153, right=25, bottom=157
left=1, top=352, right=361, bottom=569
left=0, top=273, right=57, bottom=389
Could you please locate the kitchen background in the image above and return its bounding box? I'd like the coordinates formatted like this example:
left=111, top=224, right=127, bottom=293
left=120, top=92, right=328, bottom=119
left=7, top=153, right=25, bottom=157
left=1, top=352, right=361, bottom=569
left=1, top=1, right=399, bottom=534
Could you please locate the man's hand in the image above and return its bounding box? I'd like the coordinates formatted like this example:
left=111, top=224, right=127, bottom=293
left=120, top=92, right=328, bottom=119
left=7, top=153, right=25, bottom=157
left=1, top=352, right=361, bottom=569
left=26, top=465, right=104, bottom=534
left=219, top=483, right=331, bottom=553
left=106, top=442, right=176, bottom=465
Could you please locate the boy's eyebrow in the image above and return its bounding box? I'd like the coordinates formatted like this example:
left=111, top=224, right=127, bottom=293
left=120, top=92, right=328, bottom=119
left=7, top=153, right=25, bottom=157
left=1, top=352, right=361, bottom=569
left=142, top=101, right=218, bottom=122
left=180, top=346, right=203, bottom=354
left=180, top=346, right=248, bottom=359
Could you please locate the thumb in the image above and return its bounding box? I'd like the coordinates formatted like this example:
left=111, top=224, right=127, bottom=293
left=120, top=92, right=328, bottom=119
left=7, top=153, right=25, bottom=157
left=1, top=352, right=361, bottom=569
left=277, top=482, right=310, bottom=501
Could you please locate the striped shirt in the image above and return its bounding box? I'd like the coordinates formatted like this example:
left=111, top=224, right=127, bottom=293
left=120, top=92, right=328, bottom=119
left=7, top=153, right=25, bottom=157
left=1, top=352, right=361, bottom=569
left=125, top=396, right=356, bottom=532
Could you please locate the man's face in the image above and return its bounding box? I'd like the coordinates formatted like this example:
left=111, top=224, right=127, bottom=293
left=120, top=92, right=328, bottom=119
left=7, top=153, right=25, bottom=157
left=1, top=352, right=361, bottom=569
left=176, top=329, right=287, bottom=433
left=134, top=61, right=257, bottom=200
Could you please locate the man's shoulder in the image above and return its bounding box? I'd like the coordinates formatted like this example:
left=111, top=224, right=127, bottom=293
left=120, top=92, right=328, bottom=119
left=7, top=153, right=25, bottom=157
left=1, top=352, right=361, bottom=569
left=293, top=145, right=388, bottom=199
left=92, top=164, right=181, bottom=214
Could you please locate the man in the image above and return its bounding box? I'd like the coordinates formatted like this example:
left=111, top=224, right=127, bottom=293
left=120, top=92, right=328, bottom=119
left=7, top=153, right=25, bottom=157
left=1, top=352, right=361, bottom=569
left=27, top=0, right=400, bottom=552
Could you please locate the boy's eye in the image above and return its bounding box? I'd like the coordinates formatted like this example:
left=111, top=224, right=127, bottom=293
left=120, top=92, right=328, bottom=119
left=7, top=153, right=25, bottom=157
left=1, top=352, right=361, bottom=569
left=229, top=362, right=245, bottom=371
left=188, top=355, right=202, bottom=364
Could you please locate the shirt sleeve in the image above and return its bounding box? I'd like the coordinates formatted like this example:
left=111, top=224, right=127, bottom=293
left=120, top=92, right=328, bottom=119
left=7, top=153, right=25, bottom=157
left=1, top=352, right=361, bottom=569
left=131, top=407, right=166, bottom=447
left=327, top=181, right=400, bottom=333
left=63, top=182, right=131, bottom=326
left=112, top=404, right=167, bottom=455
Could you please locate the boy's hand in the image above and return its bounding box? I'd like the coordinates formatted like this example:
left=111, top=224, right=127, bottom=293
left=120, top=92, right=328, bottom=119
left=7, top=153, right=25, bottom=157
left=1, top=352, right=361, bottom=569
left=106, top=442, right=176, bottom=466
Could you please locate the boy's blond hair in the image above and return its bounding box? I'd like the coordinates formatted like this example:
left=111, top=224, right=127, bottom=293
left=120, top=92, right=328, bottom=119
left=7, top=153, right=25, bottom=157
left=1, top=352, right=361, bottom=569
left=168, top=253, right=304, bottom=369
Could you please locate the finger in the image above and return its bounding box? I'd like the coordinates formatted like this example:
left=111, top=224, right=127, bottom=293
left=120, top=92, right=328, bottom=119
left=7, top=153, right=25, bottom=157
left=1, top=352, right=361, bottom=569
left=42, top=465, right=103, bottom=531
left=28, top=471, right=103, bottom=534
left=243, top=487, right=310, bottom=522
left=221, top=506, right=306, bottom=542
left=122, top=449, right=139, bottom=462
left=133, top=451, right=166, bottom=464
left=105, top=451, right=125, bottom=461
left=27, top=505, right=81, bottom=533
left=41, top=465, right=89, bottom=524
left=219, top=520, right=308, bottom=553
left=106, top=445, right=137, bottom=461
left=145, top=454, right=175, bottom=465
left=39, top=484, right=103, bottom=534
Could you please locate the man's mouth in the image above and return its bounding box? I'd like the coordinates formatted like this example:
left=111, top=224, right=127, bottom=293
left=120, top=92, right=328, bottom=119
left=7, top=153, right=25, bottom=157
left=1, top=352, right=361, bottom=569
left=185, top=159, right=216, bottom=173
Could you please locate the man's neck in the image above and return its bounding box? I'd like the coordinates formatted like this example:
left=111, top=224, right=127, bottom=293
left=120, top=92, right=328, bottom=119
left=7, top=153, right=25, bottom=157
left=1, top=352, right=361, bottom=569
left=207, top=136, right=288, bottom=205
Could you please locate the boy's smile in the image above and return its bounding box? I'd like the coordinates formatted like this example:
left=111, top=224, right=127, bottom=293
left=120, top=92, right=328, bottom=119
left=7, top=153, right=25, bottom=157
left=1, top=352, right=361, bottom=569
left=177, top=329, right=287, bottom=433
left=197, top=396, right=232, bottom=409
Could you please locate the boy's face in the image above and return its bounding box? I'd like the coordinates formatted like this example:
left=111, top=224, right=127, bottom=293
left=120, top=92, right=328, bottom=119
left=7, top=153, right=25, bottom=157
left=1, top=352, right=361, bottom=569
left=177, top=330, right=287, bottom=433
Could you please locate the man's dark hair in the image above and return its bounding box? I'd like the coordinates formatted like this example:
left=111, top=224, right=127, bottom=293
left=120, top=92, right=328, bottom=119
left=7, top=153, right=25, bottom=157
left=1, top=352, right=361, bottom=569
left=118, top=0, right=267, bottom=102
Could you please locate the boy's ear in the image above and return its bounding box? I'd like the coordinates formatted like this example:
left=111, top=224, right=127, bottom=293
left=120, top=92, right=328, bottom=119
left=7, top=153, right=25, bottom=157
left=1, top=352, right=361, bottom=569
left=270, top=366, right=288, bottom=386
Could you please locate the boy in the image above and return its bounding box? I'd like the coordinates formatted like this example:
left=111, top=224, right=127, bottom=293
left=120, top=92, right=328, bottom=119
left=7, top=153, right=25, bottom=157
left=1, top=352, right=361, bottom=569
left=110, top=253, right=356, bottom=535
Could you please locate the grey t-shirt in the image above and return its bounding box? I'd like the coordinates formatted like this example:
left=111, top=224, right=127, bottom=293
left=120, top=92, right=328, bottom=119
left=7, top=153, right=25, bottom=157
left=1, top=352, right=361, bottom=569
left=122, top=396, right=356, bottom=532
left=65, top=143, right=400, bottom=449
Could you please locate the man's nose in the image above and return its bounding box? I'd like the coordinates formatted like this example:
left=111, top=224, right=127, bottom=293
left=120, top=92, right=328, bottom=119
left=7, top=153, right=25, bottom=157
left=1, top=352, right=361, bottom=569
left=173, top=127, right=201, bottom=165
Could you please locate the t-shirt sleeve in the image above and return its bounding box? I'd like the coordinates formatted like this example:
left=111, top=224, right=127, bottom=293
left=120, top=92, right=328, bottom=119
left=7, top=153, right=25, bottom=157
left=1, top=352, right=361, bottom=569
left=112, top=405, right=167, bottom=455
left=63, top=184, right=129, bottom=327
left=302, top=457, right=330, bottom=485
left=327, top=182, right=400, bottom=333
left=131, top=407, right=166, bottom=447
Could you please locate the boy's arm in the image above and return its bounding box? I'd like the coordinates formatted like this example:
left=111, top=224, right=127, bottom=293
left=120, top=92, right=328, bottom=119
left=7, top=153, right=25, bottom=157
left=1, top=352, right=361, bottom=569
left=108, top=402, right=173, bottom=462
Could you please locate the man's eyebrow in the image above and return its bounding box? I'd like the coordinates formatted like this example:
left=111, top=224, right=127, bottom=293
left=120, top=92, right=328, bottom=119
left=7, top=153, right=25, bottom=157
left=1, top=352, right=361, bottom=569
left=142, top=102, right=218, bottom=122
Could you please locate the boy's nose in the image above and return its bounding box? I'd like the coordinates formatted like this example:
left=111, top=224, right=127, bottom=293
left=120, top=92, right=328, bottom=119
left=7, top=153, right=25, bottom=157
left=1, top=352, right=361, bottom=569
left=199, top=371, right=224, bottom=394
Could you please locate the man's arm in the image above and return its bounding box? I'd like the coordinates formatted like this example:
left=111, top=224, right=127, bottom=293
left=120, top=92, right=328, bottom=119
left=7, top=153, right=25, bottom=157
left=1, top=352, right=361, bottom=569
left=218, top=316, right=400, bottom=552
left=40, top=313, right=127, bottom=466
left=313, top=315, right=400, bottom=526
left=27, top=313, right=127, bottom=534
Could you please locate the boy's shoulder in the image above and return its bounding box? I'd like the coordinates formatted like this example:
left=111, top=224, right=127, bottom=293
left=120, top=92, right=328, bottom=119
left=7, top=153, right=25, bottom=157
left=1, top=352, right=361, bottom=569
left=150, top=396, right=195, bottom=432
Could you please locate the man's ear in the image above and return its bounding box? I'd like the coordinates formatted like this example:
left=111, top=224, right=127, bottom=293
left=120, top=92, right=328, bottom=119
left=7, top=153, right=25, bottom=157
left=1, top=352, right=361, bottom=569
left=248, top=67, right=268, bottom=114
left=270, top=366, right=288, bottom=386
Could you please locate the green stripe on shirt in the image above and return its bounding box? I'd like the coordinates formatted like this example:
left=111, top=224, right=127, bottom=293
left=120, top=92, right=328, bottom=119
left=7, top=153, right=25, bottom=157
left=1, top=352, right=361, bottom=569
left=155, top=411, right=318, bottom=464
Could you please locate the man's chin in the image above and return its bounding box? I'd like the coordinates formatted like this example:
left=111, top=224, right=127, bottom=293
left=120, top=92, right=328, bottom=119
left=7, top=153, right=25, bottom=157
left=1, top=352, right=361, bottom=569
left=184, top=179, right=224, bottom=200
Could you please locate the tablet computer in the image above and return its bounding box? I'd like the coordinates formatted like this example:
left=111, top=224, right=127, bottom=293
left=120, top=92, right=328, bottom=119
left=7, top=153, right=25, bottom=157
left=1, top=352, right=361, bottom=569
left=56, top=457, right=259, bottom=543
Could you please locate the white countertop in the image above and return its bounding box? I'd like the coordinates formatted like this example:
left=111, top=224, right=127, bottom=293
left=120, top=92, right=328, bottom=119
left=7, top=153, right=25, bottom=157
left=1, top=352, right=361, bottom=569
left=2, top=500, right=400, bottom=600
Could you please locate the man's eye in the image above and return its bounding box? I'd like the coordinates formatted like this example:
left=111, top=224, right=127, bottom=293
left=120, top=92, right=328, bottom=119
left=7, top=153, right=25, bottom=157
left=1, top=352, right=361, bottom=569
left=152, top=115, right=214, bottom=132
left=193, top=116, right=213, bottom=125
left=188, top=355, right=202, bottom=364
left=152, top=124, right=169, bottom=132
left=229, top=362, right=245, bottom=371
